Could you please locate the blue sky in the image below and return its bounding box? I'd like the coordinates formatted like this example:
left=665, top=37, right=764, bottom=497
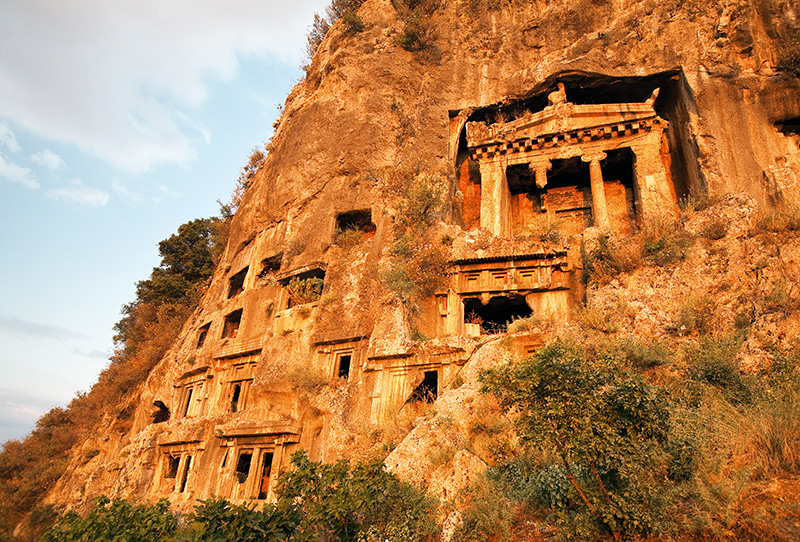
left=0, top=0, right=329, bottom=442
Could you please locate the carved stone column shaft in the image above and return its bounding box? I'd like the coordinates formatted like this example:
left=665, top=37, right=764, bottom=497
left=583, top=152, right=609, bottom=230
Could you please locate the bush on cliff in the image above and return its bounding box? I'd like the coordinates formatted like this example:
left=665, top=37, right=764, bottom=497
left=42, top=453, right=438, bottom=542
left=480, top=341, right=671, bottom=540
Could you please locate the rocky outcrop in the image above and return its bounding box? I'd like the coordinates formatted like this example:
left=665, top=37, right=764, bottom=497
left=44, top=0, right=800, bottom=516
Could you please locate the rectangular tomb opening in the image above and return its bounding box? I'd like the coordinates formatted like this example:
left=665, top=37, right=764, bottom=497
left=336, top=352, right=352, bottom=380
left=222, top=309, right=243, bottom=339
left=258, top=253, right=283, bottom=279
left=334, top=209, right=376, bottom=245
left=196, top=322, right=211, bottom=348
left=407, top=370, right=439, bottom=403
left=464, top=294, right=533, bottom=334
left=164, top=455, right=180, bottom=479
left=227, top=267, right=248, bottom=299
left=279, top=267, right=326, bottom=309
left=235, top=451, right=252, bottom=484
left=179, top=456, right=192, bottom=493
left=257, top=452, right=274, bottom=500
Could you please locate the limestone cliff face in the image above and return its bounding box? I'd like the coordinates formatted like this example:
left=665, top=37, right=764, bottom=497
left=46, top=0, right=800, bottom=512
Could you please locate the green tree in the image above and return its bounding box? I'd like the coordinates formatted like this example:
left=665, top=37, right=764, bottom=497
left=480, top=341, right=671, bottom=539
left=182, top=498, right=299, bottom=542
left=42, top=496, right=177, bottom=542
left=277, top=451, right=439, bottom=542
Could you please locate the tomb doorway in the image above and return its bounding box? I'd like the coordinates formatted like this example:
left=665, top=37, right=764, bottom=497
left=463, top=295, right=533, bottom=334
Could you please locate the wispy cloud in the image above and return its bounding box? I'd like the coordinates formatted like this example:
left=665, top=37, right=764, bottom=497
left=72, top=348, right=109, bottom=360
left=0, top=314, right=87, bottom=341
left=0, top=152, right=39, bottom=189
left=0, top=0, right=328, bottom=172
left=48, top=178, right=109, bottom=207
left=112, top=178, right=144, bottom=203
left=0, top=122, right=21, bottom=152
left=30, top=149, right=66, bottom=171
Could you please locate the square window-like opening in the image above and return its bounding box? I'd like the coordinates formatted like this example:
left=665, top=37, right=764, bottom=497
left=222, top=309, right=243, bottom=339
left=408, top=370, right=438, bottom=403
left=337, top=353, right=352, bottom=380
left=164, top=455, right=179, bottom=479
left=235, top=451, right=252, bottom=484
left=334, top=209, right=376, bottom=245
left=281, top=269, right=325, bottom=309
left=227, top=267, right=248, bottom=299
left=196, top=322, right=211, bottom=348
left=259, top=253, right=283, bottom=278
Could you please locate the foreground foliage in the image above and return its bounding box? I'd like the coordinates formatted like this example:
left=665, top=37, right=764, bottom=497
left=455, top=333, right=800, bottom=542
left=480, top=342, right=670, bottom=540
left=41, top=452, right=438, bottom=542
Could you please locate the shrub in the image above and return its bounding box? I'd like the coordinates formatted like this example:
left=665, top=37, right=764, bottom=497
left=186, top=498, right=299, bottom=542
left=403, top=244, right=450, bottom=298
left=277, top=450, right=439, bottom=542
left=670, top=295, right=716, bottom=336
left=641, top=217, right=695, bottom=266
left=397, top=175, right=444, bottom=234
left=305, top=0, right=366, bottom=64
left=700, top=217, right=729, bottom=240
left=341, top=11, right=364, bottom=35
left=43, top=496, right=177, bottom=542
left=480, top=341, right=671, bottom=539
left=686, top=334, right=754, bottom=404
left=582, top=233, right=642, bottom=284
left=505, top=314, right=540, bottom=334
left=756, top=203, right=800, bottom=231
left=451, top=475, right=518, bottom=542
left=285, top=276, right=324, bottom=306
left=334, top=227, right=367, bottom=247
left=383, top=174, right=449, bottom=306
left=613, top=335, right=673, bottom=369
left=574, top=306, right=619, bottom=334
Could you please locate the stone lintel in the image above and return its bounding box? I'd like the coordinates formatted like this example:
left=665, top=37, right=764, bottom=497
left=218, top=423, right=302, bottom=439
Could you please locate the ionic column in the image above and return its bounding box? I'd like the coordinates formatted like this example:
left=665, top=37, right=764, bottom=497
left=582, top=152, right=609, bottom=230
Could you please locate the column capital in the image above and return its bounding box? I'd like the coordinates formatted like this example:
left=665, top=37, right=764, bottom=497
left=528, top=159, right=552, bottom=189
left=581, top=151, right=607, bottom=163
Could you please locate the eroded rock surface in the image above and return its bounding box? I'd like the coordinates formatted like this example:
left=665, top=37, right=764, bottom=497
left=43, top=0, right=800, bottom=518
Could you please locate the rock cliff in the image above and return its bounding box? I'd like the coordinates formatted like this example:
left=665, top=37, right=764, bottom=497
left=43, top=0, right=800, bottom=520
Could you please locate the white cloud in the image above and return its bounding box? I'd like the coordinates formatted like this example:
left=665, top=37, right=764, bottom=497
left=48, top=178, right=109, bottom=207
left=0, top=0, right=328, bottom=172
left=112, top=178, right=144, bottom=203
left=0, top=123, right=21, bottom=152
left=30, top=149, right=66, bottom=171
left=0, top=152, right=39, bottom=188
